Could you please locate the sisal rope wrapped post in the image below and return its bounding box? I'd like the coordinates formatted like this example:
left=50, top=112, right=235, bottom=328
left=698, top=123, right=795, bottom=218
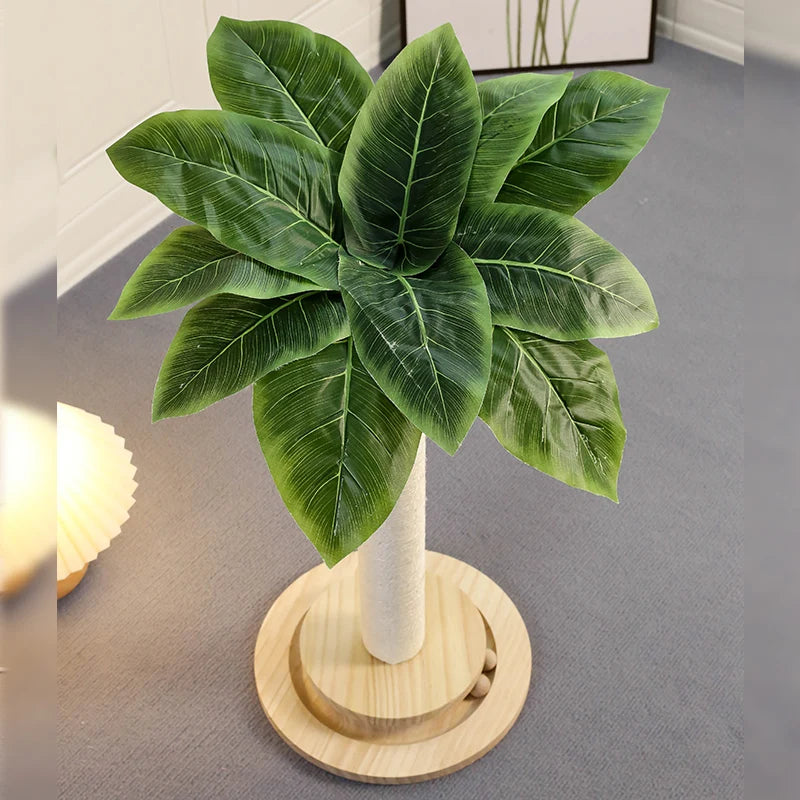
left=358, top=437, right=426, bottom=664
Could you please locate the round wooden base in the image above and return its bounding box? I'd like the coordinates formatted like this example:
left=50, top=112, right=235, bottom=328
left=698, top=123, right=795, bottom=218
left=57, top=563, right=89, bottom=599
left=254, top=551, right=532, bottom=784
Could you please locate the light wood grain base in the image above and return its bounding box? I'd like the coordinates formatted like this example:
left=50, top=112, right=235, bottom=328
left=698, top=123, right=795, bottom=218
left=57, top=563, right=89, bottom=599
left=254, top=551, right=532, bottom=784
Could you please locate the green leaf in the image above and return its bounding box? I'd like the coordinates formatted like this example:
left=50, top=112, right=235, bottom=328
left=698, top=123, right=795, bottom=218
left=207, top=17, right=372, bottom=152
left=481, top=327, right=625, bottom=500
left=464, top=72, right=571, bottom=206
left=498, top=71, right=669, bottom=214
left=107, top=110, right=342, bottom=288
left=458, top=204, right=658, bottom=340
left=339, top=242, right=491, bottom=454
left=253, top=339, right=421, bottom=566
left=338, top=23, right=481, bottom=273
left=109, top=225, right=319, bottom=319
left=153, top=292, right=347, bottom=420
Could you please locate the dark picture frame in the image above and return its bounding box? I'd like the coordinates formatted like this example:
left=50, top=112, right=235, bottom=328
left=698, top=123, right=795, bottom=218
left=399, top=0, right=657, bottom=75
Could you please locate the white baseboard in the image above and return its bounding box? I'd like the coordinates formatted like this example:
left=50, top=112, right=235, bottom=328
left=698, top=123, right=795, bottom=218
left=655, top=14, right=675, bottom=40
left=671, top=20, right=743, bottom=64
left=57, top=198, right=172, bottom=297
left=657, top=1, right=744, bottom=66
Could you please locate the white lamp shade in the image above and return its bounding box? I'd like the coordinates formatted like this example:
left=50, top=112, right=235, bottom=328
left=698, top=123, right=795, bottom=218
left=57, top=403, right=137, bottom=582
left=0, top=404, right=56, bottom=593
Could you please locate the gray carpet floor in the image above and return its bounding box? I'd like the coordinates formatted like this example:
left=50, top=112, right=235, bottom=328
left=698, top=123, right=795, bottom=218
left=58, top=38, right=742, bottom=799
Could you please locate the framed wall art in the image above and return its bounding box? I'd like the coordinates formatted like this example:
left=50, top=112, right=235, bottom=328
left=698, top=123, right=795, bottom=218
left=401, top=0, right=657, bottom=73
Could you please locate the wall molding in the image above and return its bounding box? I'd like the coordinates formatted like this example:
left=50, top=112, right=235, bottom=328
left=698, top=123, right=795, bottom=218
left=671, top=19, right=743, bottom=63
left=655, top=14, right=675, bottom=39
left=57, top=201, right=172, bottom=297
left=657, top=0, right=743, bottom=65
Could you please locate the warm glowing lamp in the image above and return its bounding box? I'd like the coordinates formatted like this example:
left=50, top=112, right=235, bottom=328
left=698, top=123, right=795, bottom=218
left=57, top=403, right=137, bottom=599
left=0, top=404, right=56, bottom=595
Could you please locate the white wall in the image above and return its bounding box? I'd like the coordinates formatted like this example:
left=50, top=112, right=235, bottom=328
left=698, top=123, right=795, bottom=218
left=56, top=0, right=401, bottom=296
left=1, top=0, right=57, bottom=296
left=747, top=0, right=800, bottom=65
left=657, top=0, right=744, bottom=64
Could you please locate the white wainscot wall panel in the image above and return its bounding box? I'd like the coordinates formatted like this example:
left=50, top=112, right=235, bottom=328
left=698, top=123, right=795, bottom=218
left=57, top=0, right=400, bottom=296
left=57, top=0, right=213, bottom=296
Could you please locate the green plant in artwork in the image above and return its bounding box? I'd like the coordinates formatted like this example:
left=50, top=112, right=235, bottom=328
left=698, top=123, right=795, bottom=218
left=507, top=0, right=582, bottom=67
left=107, top=18, right=668, bottom=566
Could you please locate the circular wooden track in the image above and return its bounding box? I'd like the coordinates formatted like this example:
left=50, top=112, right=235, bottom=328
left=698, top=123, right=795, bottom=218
left=254, top=551, right=532, bottom=784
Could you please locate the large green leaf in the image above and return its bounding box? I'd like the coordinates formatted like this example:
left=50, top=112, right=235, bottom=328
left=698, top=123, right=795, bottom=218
left=463, top=72, right=570, bottom=206
left=498, top=72, right=668, bottom=214
left=481, top=327, right=625, bottom=500
left=109, top=225, right=319, bottom=319
left=107, top=110, right=342, bottom=288
left=339, top=243, right=491, bottom=454
left=153, top=292, right=347, bottom=420
left=253, top=339, right=421, bottom=566
left=207, top=17, right=372, bottom=152
left=458, top=204, right=658, bottom=340
left=338, top=23, right=481, bottom=273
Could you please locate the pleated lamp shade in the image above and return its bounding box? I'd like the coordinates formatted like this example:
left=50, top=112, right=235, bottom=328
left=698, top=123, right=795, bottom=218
left=0, top=404, right=56, bottom=595
left=57, top=403, right=137, bottom=598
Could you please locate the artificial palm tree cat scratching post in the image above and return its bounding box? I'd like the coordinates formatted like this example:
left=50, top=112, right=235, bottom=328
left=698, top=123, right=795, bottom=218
left=107, top=17, right=666, bottom=784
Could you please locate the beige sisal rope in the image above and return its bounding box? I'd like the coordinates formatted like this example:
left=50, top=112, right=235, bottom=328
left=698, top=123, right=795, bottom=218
left=358, top=437, right=426, bottom=664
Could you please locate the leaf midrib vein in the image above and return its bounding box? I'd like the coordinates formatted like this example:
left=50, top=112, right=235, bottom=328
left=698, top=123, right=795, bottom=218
left=396, top=47, right=442, bottom=245
left=504, top=328, right=600, bottom=469
left=330, top=338, right=354, bottom=535
left=515, top=98, right=644, bottom=166
left=129, top=252, right=237, bottom=310
left=477, top=257, right=645, bottom=312
left=481, top=83, right=551, bottom=124
left=165, top=292, right=317, bottom=405
left=229, top=28, right=325, bottom=146
left=397, top=275, right=449, bottom=428
left=123, top=144, right=336, bottom=246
